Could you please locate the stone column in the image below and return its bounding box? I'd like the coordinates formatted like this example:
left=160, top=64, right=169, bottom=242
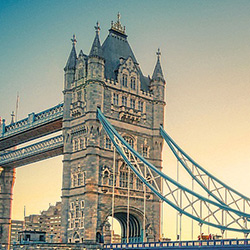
left=0, top=167, right=15, bottom=249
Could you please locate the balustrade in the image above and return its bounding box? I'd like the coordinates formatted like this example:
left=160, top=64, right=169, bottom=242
left=0, top=103, right=63, bottom=138
left=0, top=135, right=63, bottom=165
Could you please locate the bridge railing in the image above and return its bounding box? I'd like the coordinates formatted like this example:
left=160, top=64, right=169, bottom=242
left=0, top=135, right=63, bottom=166
left=104, top=239, right=250, bottom=249
left=0, top=103, right=63, bottom=138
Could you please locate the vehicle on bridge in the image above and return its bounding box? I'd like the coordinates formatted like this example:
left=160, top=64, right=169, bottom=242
left=198, top=233, right=222, bottom=241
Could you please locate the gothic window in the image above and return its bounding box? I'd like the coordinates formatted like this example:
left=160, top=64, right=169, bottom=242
left=79, top=137, right=85, bottom=149
left=105, top=136, right=112, bottom=149
left=113, top=93, right=119, bottom=105
left=122, top=74, right=128, bottom=87
left=138, top=101, right=144, bottom=112
left=122, top=96, right=127, bottom=107
left=131, top=77, right=136, bottom=90
left=75, top=206, right=80, bottom=218
left=102, top=168, right=110, bottom=186
left=78, top=173, right=83, bottom=186
left=130, top=99, right=135, bottom=109
left=71, top=167, right=85, bottom=187
left=124, top=136, right=134, bottom=148
left=73, top=138, right=79, bottom=151
left=70, top=202, right=74, bottom=210
left=143, top=145, right=149, bottom=158
left=120, top=170, right=128, bottom=188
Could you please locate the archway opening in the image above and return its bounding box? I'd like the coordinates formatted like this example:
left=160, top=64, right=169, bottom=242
left=107, top=212, right=142, bottom=243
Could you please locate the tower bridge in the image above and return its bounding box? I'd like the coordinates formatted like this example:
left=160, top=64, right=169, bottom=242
left=0, top=14, right=250, bottom=250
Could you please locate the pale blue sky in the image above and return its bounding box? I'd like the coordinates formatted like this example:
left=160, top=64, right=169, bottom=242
left=1, top=0, right=250, bottom=240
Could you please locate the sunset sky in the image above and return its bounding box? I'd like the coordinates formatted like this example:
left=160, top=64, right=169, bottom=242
left=1, top=0, right=250, bottom=241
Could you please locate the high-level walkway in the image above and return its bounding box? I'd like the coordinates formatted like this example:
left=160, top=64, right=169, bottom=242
left=0, top=103, right=63, bottom=151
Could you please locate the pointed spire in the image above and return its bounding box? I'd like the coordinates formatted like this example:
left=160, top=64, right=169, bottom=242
left=64, top=34, right=77, bottom=71
left=152, top=48, right=164, bottom=81
left=78, top=50, right=84, bottom=58
left=89, top=22, right=103, bottom=58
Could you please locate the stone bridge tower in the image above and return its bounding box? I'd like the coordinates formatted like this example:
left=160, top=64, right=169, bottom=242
left=61, top=14, right=166, bottom=244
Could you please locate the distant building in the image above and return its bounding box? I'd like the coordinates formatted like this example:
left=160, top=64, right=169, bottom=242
left=25, top=202, right=62, bottom=243
left=10, top=220, right=24, bottom=244
left=18, top=230, right=46, bottom=244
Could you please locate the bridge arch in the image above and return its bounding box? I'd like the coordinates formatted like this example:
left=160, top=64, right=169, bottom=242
left=103, top=206, right=145, bottom=243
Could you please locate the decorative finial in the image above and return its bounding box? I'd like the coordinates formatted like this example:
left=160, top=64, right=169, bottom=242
left=111, top=12, right=126, bottom=34
left=156, top=48, right=161, bottom=58
left=117, top=12, right=121, bottom=23
left=71, top=34, right=77, bottom=46
left=95, top=21, right=100, bottom=35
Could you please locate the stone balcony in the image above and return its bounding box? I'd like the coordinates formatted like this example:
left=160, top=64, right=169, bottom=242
left=117, top=106, right=146, bottom=123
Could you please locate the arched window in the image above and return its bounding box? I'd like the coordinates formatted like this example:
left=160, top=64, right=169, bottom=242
left=122, top=96, right=127, bottom=106
left=79, top=137, right=85, bottom=149
left=143, top=145, right=148, bottom=158
left=73, top=138, right=79, bottom=151
left=113, top=93, right=119, bottom=105
left=138, top=101, right=144, bottom=112
left=119, top=165, right=135, bottom=189
left=119, top=165, right=128, bottom=188
left=103, top=169, right=110, bottom=186
left=105, top=136, right=112, bottom=149
left=78, top=173, right=83, bottom=186
left=130, top=99, right=135, bottom=109
left=124, top=136, right=134, bottom=148
left=122, top=74, right=128, bottom=87
left=131, top=77, right=136, bottom=90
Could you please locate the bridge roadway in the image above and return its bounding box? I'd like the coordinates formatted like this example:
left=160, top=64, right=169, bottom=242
left=2, top=239, right=250, bottom=249
left=0, top=103, right=63, bottom=151
left=104, top=239, right=250, bottom=249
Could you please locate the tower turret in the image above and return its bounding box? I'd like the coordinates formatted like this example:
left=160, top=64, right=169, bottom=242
left=64, top=35, right=77, bottom=90
left=150, top=48, right=165, bottom=101
left=87, top=22, right=105, bottom=81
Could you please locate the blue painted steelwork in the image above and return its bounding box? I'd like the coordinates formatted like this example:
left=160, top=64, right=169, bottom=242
left=0, top=103, right=63, bottom=138
left=97, top=108, right=250, bottom=233
left=0, top=135, right=63, bottom=166
left=104, top=239, right=250, bottom=249
left=160, top=127, right=250, bottom=214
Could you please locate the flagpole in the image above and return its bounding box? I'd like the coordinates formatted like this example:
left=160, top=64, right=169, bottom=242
left=15, top=92, right=19, bottom=122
